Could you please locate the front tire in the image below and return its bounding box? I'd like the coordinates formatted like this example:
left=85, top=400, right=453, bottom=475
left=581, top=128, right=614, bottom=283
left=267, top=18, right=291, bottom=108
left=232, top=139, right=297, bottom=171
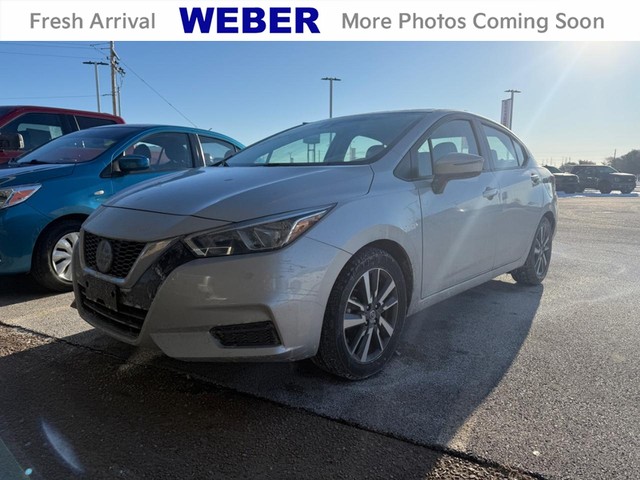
left=31, top=219, right=83, bottom=292
left=313, top=248, right=407, bottom=380
left=599, top=182, right=612, bottom=194
left=511, top=217, right=553, bottom=286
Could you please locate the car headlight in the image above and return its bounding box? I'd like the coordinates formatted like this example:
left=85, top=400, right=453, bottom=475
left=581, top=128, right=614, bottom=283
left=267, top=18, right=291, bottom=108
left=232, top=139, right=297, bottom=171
left=0, top=184, right=41, bottom=209
left=184, top=207, right=331, bottom=257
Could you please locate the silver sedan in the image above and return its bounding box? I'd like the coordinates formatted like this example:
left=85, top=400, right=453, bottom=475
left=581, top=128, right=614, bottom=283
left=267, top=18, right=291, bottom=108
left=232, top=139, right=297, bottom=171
left=73, top=110, right=557, bottom=379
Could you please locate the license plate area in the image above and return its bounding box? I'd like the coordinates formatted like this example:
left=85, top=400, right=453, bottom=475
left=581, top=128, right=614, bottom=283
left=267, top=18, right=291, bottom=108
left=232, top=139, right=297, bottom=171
left=85, top=276, right=118, bottom=312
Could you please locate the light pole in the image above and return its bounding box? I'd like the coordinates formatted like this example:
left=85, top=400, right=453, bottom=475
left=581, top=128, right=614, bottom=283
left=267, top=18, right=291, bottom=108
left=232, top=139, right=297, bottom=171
left=504, top=89, right=521, bottom=129
left=83, top=61, right=109, bottom=112
left=321, top=77, right=341, bottom=118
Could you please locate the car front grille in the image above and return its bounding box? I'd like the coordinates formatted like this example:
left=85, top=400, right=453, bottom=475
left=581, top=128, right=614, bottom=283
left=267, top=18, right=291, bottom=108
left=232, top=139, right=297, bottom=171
left=84, top=232, right=146, bottom=278
left=78, top=241, right=196, bottom=340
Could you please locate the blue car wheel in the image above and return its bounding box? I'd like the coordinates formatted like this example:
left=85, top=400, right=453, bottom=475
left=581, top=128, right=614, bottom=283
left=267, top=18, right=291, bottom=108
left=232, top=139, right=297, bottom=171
left=31, top=218, right=83, bottom=292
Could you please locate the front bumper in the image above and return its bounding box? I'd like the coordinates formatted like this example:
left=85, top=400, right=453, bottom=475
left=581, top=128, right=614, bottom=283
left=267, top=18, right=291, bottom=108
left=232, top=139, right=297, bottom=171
left=74, top=234, right=350, bottom=362
left=0, top=203, right=49, bottom=275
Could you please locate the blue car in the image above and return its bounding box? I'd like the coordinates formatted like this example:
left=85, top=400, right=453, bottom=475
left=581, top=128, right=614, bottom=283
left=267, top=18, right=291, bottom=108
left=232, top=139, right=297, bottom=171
left=0, top=124, right=243, bottom=291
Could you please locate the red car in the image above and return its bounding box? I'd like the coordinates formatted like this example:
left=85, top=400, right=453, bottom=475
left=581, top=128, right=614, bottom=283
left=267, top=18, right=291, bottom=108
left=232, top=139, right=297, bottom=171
left=0, top=105, right=124, bottom=164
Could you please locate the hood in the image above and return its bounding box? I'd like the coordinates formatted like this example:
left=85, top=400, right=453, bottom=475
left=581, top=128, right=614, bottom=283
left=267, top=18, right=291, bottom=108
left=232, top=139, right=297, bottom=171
left=0, top=163, right=75, bottom=187
left=609, top=172, right=636, bottom=179
left=106, top=166, right=374, bottom=222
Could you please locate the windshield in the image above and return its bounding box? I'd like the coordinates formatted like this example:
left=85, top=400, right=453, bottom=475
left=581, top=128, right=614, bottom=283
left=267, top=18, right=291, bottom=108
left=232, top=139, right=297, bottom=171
left=14, top=127, right=134, bottom=165
left=545, top=166, right=560, bottom=173
left=227, top=112, right=424, bottom=166
left=597, top=166, right=617, bottom=174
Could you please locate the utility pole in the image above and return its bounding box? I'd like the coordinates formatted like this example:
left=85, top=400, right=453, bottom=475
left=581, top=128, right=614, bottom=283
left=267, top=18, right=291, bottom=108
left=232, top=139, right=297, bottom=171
left=504, top=89, right=521, bottom=129
left=109, top=42, right=118, bottom=116
left=82, top=61, right=108, bottom=112
left=321, top=77, right=341, bottom=118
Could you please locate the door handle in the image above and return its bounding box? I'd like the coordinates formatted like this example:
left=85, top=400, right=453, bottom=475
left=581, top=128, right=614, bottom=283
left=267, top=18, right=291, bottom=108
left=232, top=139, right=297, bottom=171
left=483, top=187, right=499, bottom=200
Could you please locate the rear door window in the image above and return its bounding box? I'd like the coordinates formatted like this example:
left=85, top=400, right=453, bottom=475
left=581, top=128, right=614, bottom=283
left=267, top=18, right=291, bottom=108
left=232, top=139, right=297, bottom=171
left=482, top=124, right=521, bottom=170
left=198, top=135, right=238, bottom=166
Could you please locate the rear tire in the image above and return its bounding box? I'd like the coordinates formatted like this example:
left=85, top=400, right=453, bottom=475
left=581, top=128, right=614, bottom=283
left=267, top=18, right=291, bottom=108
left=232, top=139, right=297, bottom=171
left=511, top=217, right=553, bottom=286
left=31, top=219, right=83, bottom=292
left=621, top=188, right=633, bottom=194
left=313, top=248, right=407, bottom=380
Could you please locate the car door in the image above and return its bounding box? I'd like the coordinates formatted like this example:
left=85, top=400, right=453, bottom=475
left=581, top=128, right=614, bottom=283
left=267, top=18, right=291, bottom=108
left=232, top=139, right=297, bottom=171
left=107, top=131, right=200, bottom=194
left=416, top=118, right=500, bottom=298
left=480, top=123, right=542, bottom=268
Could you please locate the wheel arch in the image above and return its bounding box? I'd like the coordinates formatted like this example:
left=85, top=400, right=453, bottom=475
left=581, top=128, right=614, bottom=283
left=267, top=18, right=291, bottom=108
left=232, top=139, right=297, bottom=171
left=31, top=213, right=89, bottom=268
left=354, top=239, right=414, bottom=311
left=542, top=211, right=556, bottom=235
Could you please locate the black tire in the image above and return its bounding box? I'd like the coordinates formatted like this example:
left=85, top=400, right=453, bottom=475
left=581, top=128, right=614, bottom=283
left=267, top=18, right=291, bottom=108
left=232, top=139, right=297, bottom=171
left=31, top=219, right=83, bottom=292
left=313, top=247, right=407, bottom=380
left=620, top=188, right=633, bottom=194
left=564, top=188, right=576, bottom=194
left=599, top=182, right=612, bottom=194
left=576, top=187, right=585, bottom=193
left=511, top=217, right=553, bottom=286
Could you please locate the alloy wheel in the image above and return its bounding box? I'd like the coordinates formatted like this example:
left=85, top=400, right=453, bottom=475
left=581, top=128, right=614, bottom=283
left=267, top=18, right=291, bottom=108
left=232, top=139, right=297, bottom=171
left=343, top=267, right=399, bottom=363
left=533, top=222, right=551, bottom=279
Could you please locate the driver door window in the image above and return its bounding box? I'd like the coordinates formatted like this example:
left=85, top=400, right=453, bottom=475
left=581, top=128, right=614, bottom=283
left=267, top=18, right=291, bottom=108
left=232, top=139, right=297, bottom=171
left=414, top=119, right=480, bottom=177
left=121, top=132, right=194, bottom=172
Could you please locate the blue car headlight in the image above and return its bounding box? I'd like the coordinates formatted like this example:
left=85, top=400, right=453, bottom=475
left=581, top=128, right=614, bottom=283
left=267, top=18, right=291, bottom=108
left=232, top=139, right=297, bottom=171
left=0, top=184, right=41, bottom=209
left=184, top=207, right=331, bottom=257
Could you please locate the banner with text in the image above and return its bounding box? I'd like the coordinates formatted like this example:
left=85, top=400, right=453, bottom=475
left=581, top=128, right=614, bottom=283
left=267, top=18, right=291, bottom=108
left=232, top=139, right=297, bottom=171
left=0, top=0, right=635, bottom=41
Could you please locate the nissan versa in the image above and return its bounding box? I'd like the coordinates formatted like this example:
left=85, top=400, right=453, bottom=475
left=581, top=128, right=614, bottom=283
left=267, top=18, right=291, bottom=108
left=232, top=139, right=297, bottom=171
left=74, top=110, right=557, bottom=379
left=0, top=125, right=242, bottom=291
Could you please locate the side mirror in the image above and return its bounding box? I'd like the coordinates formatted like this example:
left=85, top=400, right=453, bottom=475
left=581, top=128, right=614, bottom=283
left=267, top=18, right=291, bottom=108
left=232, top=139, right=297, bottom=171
left=0, top=133, right=25, bottom=150
left=432, top=153, right=484, bottom=194
left=119, top=154, right=150, bottom=173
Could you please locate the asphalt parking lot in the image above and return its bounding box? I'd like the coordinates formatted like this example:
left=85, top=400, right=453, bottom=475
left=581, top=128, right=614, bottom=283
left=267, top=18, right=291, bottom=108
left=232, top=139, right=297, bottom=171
left=1, top=192, right=639, bottom=479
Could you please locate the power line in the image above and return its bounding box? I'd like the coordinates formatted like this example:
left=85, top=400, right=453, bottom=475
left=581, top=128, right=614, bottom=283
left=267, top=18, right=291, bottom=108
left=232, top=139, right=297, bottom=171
left=0, top=50, right=103, bottom=60
left=117, top=58, right=198, bottom=127
left=0, top=42, right=97, bottom=50
left=0, top=95, right=94, bottom=100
